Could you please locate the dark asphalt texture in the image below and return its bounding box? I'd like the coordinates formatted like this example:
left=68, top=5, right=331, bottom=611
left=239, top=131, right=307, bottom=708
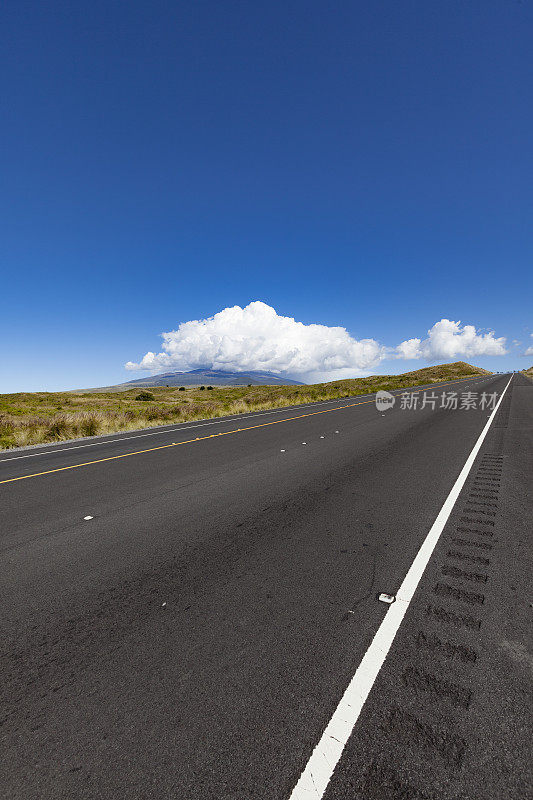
left=1, top=373, right=531, bottom=800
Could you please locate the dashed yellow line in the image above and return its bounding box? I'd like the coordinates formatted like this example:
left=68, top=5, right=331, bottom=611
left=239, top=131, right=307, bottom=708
left=0, top=376, right=492, bottom=486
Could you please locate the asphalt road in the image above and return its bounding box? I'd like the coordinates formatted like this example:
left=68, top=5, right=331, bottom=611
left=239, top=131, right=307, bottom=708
left=1, top=373, right=531, bottom=799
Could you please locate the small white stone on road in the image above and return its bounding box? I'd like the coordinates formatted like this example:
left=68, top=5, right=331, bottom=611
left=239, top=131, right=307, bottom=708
left=161, top=602, right=167, bottom=607
left=280, top=449, right=285, bottom=452
left=378, top=592, right=396, bottom=604
left=335, top=430, right=339, bottom=434
left=83, top=516, right=93, bottom=521
left=302, top=442, right=307, bottom=445
left=320, top=435, right=325, bottom=438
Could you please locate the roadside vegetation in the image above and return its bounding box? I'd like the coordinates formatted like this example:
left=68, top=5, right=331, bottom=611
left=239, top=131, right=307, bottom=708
left=0, top=361, right=490, bottom=450
left=522, top=365, right=533, bottom=379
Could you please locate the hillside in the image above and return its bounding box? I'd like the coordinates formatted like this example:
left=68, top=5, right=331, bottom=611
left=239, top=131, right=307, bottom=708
left=322, top=361, right=491, bottom=393
left=522, top=365, right=533, bottom=379
left=0, top=361, right=491, bottom=450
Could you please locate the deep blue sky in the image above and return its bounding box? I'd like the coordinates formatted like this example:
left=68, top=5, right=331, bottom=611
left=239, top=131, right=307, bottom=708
left=1, top=0, right=531, bottom=391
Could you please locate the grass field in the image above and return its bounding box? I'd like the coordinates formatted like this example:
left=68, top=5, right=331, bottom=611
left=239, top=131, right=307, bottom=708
left=0, top=361, right=490, bottom=450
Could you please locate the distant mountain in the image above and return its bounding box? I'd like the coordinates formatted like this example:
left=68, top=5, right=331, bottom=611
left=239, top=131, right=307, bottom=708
left=83, top=369, right=304, bottom=391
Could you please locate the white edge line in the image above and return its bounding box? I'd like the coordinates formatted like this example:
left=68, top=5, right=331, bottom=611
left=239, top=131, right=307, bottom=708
left=0, top=376, right=495, bottom=464
left=288, top=374, right=512, bottom=800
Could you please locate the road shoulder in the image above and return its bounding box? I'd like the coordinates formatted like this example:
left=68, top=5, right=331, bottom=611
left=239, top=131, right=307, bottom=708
left=321, top=375, right=533, bottom=799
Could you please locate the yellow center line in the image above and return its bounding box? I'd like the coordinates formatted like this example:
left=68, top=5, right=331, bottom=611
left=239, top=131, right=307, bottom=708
left=0, top=376, right=492, bottom=485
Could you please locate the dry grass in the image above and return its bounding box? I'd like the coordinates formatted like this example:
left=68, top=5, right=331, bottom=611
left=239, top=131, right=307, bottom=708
left=0, top=361, right=490, bottom=450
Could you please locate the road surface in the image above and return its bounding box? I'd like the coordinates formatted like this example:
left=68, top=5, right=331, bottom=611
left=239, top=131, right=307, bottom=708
left=1, top=373, right=531, bottom=799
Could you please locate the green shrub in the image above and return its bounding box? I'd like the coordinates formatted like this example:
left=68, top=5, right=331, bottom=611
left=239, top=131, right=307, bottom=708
left=178, top=386, right=186, bottom=391
left=135, top=391, right=155, bottom=401
left=81, top=416, right=99, bottom=436
left=47, top=417, right=69, bottom=438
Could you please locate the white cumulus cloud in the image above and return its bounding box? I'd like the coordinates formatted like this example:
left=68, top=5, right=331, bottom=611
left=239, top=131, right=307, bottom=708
left=125, top=304, right=508, bottom=381
left=524, top=334, right=533, bottom=357
left=395, top=318, right=507, bottom=360
left=125, top=301, right=385, bottom=379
